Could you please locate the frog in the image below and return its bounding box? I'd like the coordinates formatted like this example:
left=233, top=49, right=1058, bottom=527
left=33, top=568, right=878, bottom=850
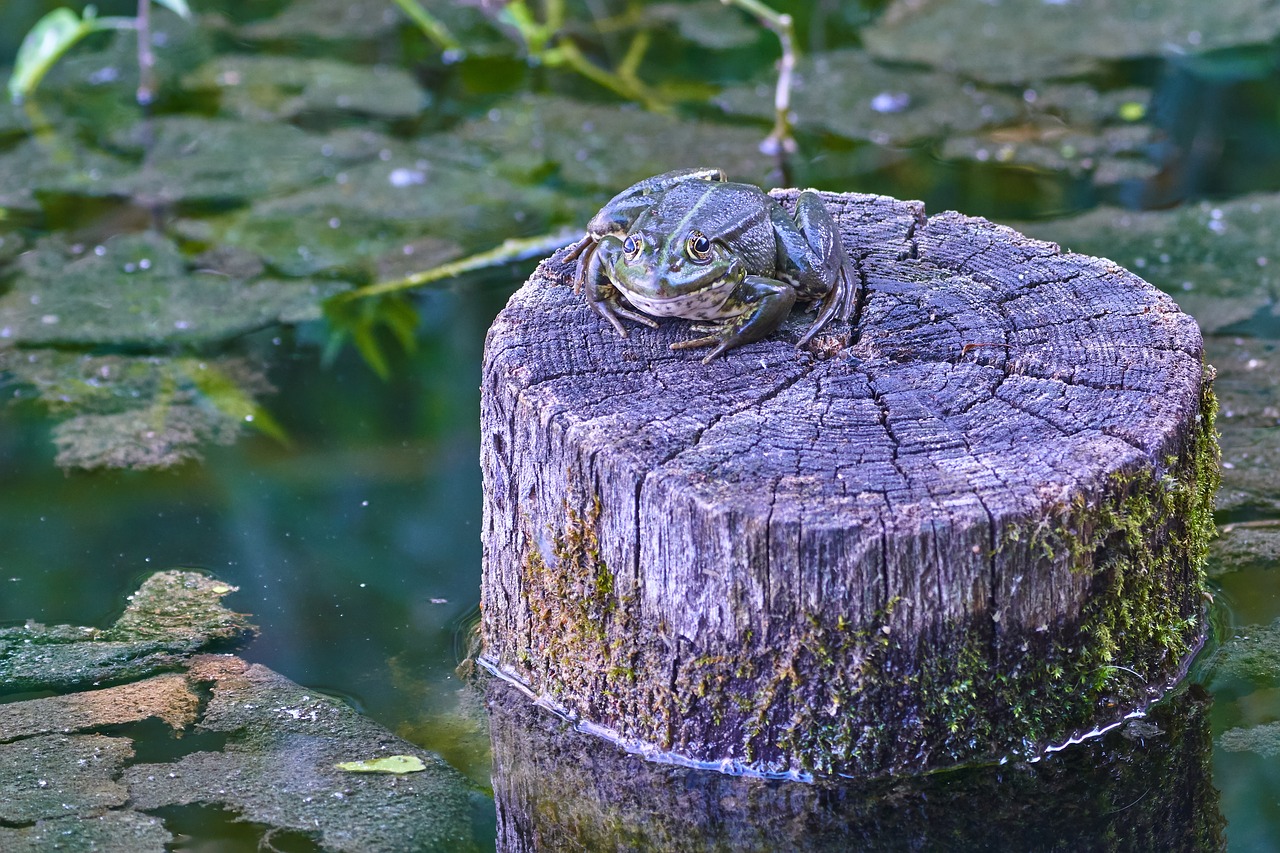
left=564, top=168, right=857, bottom=363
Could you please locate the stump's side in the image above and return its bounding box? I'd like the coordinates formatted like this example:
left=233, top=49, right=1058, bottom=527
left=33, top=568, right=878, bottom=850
left=480, top=191, right=1217, bottom=776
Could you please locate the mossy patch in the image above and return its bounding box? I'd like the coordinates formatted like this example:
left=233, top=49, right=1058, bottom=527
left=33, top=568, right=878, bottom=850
left=0, top=571, right=255, bottom=694
left=0, top=734, right=134, bottom=824
left=1018, top=374, right=1218, bottom=680
left=515, top=498, right=656, bottom=715
left=0, top=810, right=170, bottom=853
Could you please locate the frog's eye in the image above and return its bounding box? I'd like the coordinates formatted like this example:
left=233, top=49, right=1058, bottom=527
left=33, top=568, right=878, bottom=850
left=686, top=231, right=712, bottom=262
left=623, top=235, right=642, bottom=258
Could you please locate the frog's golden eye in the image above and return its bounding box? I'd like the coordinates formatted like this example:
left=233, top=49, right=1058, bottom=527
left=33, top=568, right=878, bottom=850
left=623, top=235, right=642, bottom=258
left=687, top=231, right=712, bottom=262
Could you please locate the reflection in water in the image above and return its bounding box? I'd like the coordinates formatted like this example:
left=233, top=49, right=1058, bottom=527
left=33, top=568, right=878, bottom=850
left=486, top=678, right=1223, bottom=852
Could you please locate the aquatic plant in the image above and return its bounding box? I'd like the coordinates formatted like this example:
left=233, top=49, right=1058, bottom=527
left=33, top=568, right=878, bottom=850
left=7, top=0, right=192, bottom=104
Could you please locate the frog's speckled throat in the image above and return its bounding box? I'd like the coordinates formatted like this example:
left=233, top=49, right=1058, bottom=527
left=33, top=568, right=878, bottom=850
left=622, top=266, right=747, bottom=320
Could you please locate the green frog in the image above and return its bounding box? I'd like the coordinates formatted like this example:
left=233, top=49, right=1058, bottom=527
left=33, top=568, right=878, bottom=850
left=565, top=168, right=857, bottom=362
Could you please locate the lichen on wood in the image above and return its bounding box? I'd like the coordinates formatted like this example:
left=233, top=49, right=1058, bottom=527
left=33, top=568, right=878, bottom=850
left=479, top=189, right=1219, bottom=777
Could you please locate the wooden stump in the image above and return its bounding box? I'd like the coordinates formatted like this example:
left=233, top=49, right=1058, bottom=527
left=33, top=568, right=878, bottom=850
left=479, top=190, right=1218, bottom=778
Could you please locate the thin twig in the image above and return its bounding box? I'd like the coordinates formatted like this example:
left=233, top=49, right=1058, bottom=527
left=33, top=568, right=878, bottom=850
left=331, top=227, right=581, bottom=302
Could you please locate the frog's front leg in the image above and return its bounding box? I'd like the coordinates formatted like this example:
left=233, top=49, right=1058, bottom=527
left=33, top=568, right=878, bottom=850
left=671, top=275, right=796, bottom=363
left=770, top=191, right=858, bottom=345
left=582, top=235, right=659, bottom=338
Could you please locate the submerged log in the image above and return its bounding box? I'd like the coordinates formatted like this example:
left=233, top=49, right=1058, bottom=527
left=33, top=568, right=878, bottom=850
left=478, top=190, right=1219, bottom=778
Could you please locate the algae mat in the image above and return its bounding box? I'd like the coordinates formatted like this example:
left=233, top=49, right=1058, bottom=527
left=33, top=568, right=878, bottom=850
left=0, top=570, right=492, bottom=852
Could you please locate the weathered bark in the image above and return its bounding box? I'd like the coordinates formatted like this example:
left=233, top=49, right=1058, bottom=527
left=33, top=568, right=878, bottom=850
left=479, top=190, right=1219, bottom=777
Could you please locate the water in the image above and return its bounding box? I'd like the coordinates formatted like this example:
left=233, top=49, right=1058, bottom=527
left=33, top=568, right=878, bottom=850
left=1, top=0, right=1279, bottom=849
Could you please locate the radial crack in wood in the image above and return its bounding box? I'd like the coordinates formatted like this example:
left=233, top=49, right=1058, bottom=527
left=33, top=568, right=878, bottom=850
left=479, top=189, right=1219, bottom=777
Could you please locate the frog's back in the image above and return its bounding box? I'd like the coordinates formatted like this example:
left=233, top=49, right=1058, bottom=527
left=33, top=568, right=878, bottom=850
left=650, top=180, right=777, bottom=272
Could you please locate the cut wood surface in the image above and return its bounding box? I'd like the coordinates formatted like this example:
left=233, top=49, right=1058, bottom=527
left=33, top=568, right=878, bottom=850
left=479, top=189, right=1218, bottom=777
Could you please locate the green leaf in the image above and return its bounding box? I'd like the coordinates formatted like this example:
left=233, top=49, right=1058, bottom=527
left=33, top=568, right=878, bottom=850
left=334, top=755, right=427, bottom=774
left=322, top=294, right=420, bottom=381
left=152, top=0, right=193, bottom=20
left=7, top=8, right=99, bottom=103
left=183, top=360, right=291, bottom=447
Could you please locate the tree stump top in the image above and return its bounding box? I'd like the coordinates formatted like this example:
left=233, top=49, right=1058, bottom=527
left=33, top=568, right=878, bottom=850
left=480, top=190, right=1215, bottom=777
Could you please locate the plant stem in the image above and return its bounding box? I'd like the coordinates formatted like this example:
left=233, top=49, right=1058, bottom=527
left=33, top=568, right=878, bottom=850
left=722, top=0, right=798, bottom=157
left=331, top=227, right=581, bottom=301
left=136, top=0, right=155, bottom=105
left=552, top=39, right=664, bottom=112
left=499, top=0, right=665, bottom=112
left=617, top=29, right=650, bottom=82
left=390, top=0, right=463, bottom=56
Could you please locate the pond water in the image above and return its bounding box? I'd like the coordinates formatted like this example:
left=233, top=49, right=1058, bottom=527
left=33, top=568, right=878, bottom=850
left=2, top=0, right=1280, bottom=850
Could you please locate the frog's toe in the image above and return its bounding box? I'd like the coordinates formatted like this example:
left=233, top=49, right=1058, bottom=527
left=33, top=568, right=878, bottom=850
left=699, top=340, right=735, bottom=364
left=612, top=305, right=659, bottom=329
left=673, top=319, right=756, bottom=362
left=588, top=300, right=630, bottom=337
left=670, top=334, right=720, bottom=352
left=669, top=333, right=735, bottom=363
left=563, top=233, right=594, bottom=262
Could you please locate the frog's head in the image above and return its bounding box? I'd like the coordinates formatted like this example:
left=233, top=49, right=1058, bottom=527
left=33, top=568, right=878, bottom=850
left=607, top=228, right=746, bottom=318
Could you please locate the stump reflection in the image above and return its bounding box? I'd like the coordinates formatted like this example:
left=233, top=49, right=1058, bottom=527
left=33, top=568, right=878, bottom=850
left=486, top=677, right=1223, bottom=853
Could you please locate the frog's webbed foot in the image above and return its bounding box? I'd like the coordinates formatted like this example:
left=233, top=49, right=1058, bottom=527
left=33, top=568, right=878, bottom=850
left=671, top=275, right=796, bottom=363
